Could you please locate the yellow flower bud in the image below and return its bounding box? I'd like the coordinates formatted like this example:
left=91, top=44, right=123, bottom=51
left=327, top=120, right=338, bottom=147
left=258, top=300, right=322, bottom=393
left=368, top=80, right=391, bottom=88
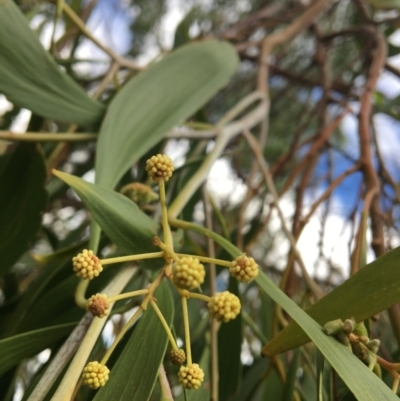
left=82, top=361, right=110, bottom=389
left=145, top=154, right=174, bottom=182
left=208, top=291, right=241, bottom=323
left=72, top=249, right=103, bottom=280
left=230, top=254, right=259, bottom=283
left=172, top=256, right=205, bottom=290
left=178, top=364, right=204, bottom=390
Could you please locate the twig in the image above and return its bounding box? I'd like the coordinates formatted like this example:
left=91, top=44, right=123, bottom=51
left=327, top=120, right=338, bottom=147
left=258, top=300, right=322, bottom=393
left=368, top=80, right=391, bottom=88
left=242, top=130, right=324, bottom=300
left=0, top=132, right=96, bottom=142
left=202, top=187, right=219, bottom=401
left=61, top=2, right=142, bottom=71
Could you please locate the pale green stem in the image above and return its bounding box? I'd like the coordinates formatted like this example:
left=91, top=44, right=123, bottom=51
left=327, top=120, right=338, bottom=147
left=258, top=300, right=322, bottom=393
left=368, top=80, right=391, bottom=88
left=150, top=299, right=178, bottom=350
left=101, top=251, right=164, bottom=265
left=75, top=279, right=89, bottom=309
left=176, top=253, right=232, bottom=268
left=101, top=307, right=143, bottom=365
left=50, top=268, right=135, bottom=401
left=159, top=181, right=173, bottom=249
left=0, top=132, right=97, bottom=142
left=181, top=296, right=192, bottom=366
left=154, top=238, right=180, bottom=263
left=185, top=292, right=211, bottom=303
left=168, top=91, right=267, bottom=219
left=241, top=309, right=268, bottom=343
left=170, top=218, right=241, bottom=258
left=107, top=289, right=149, bottom=303
left=61, top=2, right=141, bottom=70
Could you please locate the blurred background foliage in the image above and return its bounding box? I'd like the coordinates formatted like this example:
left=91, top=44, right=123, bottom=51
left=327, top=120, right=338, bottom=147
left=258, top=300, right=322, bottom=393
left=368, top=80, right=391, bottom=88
left=3, top=0, right=400, bottom=400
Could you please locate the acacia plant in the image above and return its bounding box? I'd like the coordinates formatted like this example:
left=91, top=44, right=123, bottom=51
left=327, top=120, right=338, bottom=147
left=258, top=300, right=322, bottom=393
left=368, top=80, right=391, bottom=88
left=3, top=1, right=400, bottom=401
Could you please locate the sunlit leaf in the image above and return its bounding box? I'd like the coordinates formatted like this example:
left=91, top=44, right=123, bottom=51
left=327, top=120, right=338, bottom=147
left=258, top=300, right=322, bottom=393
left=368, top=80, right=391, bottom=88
left=52, top=170, right=158, bottom=255
left=0, top=144, right=47, bottom=277
left=263, top=247, right=400, bottom=355
left=257, top=272, right=398, bottom=401
left=95, top=40, right=238, bottom=189
left=0, top=0, right=104, bottom=126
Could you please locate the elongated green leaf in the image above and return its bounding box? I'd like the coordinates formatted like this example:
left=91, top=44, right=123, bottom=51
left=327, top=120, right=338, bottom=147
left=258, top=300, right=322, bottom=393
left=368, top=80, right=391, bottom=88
left=96, top=40, right=238, bottom=189
left=256, top=272, right=398, bottom=401
left=0, top=0, right=104, bottom=126
left=0, top=323, right=76, bottom=375
left=52, top=170, right=158, bottom=255
left=178, top=223, right=398, bottom=401
left=94, top=281, right=173, bottom=401
left=263, top=247, right=400, bottom=355
left=0, top=144, right=47, bottom=277
left=218, top=278, right=242, bottom=400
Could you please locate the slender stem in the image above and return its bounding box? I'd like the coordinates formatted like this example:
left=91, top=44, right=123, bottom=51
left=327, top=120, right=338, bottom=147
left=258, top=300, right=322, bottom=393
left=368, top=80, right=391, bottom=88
left=75, top=279, right=89, bottom=309
left=101, top=307, right=143, bottom=365
left=108, top=289, right=149, bottom=303
left=0, top=131, right=97, bottom=142
left=181, top=296, right=192, bottom=366
left=176, top=253, right=232, bottom=268
left=168, top=92, right=267, bottom=219
left=185, top=292, right=211, bottom=303
left=61, top=2, right=141, bottom=70
left=241, top=309, right=268, bottom=343
left=242, top=130, right=324, bottom=300
left=150, top=299, right=178, bottom=350
left=159, top=181, right=174, bottom=277
left=170, top=218, right=241, bottom=259
left=141, top=270, right=166, bottom=310
left=101, top=251, right=164, bottom=265
left=159, top=181, right=173, bottom=248
left=153, top=238, right=180, bottom=263
left=203, top=186, right=219, bottom=401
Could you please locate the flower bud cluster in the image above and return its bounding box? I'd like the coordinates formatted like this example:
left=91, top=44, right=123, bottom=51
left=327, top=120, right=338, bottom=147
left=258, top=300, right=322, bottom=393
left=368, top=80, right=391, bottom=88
left=87, top=293, right=110, bottom=318
left=170, top=348, right=186, bottom=365
left=208, top=291, right=241, bottom=323
left=82, top=361, right=110, bottom=389
left=230, top=255, right=259, bottom=283
left=173, top=256, right=205, bottom=290
left=72, top=249, right=103, bottom=280
left=324, top=318, right=380, bottom=363
left=146, top=154, right=174, bottom=182
left=178, top=364, right=205, bottom=390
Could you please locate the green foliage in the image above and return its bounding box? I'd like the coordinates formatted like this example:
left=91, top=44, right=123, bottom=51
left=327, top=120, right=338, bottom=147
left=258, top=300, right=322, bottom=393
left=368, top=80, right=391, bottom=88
left=0, top=0, right=104, bottom=126
left=0, top=144, right=47, bottom=276
left=3, top=1, right=400, bottom=401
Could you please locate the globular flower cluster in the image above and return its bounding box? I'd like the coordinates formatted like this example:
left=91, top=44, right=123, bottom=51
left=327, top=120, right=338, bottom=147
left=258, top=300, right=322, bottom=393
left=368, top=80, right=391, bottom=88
left=145, top=154, right=174, bottom=182
left=87, top=293, right=109, bottom=318
left=82, top=361, right=110, bottom=389
left=72, top=249, right=103, bottom=280
left=170, top=348, right=186, bottom=365
left=173, top=256, right=205, bottom=290
left=178, top=364, right=205, bottom=390
left=230, top=254, right=259, bottom=283
left=208, top=291, right=241, bottom=323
